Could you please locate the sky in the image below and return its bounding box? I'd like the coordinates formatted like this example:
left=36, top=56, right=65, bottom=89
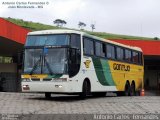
left=0, top=0, right=160, bottom=38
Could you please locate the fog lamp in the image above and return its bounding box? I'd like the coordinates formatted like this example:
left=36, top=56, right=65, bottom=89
left=22, top=85, right=30, bottom=90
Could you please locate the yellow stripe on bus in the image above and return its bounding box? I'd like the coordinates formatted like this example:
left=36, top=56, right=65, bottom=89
left=22, top=74, right=48, bottom=79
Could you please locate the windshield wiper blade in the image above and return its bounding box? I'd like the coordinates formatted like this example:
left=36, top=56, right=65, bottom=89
left=30, top=55, right=41, bottom=75
left=44, top=57, right=53, bottom=75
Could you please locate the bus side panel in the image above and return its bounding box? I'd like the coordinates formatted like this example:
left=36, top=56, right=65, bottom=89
left=77, top=56, right=117, bottom=92
left=108, top=60, right=144, bottom=91
left=70, top=57, right=143, bottom=93
left=92, top=57, right=115, bottom=86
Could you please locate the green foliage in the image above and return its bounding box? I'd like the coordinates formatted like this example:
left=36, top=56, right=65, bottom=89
left=5, top=17, right=59, bottom=31
left=86, top=31, right=153, bottom=40
left=154, top=37, right=159, bottom=40
left=53, top=19, right=67, bottom=27
left=4, top=17, right=153, bottom=40
left=90, top=24, right=95, bottom=32
left=78, top=21, right=86, bottom=30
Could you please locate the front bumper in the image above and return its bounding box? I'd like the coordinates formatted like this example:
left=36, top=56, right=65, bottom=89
left=21, top=81, right=75, bottom=93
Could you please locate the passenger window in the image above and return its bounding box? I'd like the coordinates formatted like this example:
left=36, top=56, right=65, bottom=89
left=83, top=38, right=94, bottom=55
left=138, top=52, right=143, bottom=64
left=95, top=42, right=101, bottom=56
left=70, top=34, right=81, bottom=50
left=107, top=44, right=115, bottom=59
left=116, top=47, right=124, bottom=60
left=133, top=51, right=138, bottom=63
left=95, top=42, right=106, bottom=57
left=125, top=49, right=132, bottom=62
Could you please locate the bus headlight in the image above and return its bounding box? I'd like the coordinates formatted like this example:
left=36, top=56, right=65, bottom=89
left=22, top=78, right=31, bottom=82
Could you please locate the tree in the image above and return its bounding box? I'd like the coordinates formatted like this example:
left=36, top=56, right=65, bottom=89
left=90, top=24, right=95, bottom=32
left=61, top=20, right=67, bottom=26
left=78, top=21, right=86, bottom=30
left=53, top=19, right=61, bottom=27
left=154, top=37, right=159, bottom=40
left=53, top=19, right=67, bottom=27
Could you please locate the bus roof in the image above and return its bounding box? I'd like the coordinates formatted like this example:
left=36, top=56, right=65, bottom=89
left=28, top=29, right=142, bottom=52
left=28, top=29, right=83, bottom=35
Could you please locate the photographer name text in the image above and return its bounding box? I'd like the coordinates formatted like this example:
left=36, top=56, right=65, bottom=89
left=1, top=1, right=49, bottom=9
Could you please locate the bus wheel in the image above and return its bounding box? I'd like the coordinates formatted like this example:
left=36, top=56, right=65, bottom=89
left=45, top=92, right=51, bottom=99
left=79, top=80, right=90, bottom=99
left=136, top=90, right=141, bottom=96
left=125, top=82, right=130, bottom=96
left=130, top=82, right=136, bottom=96
left=116, top=91, right=124, bottom=96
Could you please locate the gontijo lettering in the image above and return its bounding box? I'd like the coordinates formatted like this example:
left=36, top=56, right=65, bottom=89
left=113, top=63, right=130, bottom=71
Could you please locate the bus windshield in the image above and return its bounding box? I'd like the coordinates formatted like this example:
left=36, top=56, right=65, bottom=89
left=25, top=34, right=70, bottom=46
left=23, top=33, right=81, bottom=75
left=24, top=48, right=67, bottom=74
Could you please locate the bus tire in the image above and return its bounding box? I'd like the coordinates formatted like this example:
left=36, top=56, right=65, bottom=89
left=45, top=92, right=51, bottom=99
left=125, top=81, right=130, bottom=96
left=136, top=90, right=141, bottom=96
left=79, top=80, right=90, bottom=99
left=130, top=81, right=136, bottom=96
left=116, top=91, right=124, bottom=96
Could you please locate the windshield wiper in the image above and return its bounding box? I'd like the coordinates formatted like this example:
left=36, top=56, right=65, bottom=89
left=44, top=56, right=53, bottom=75
left=30, top=55, right=41, bottom=75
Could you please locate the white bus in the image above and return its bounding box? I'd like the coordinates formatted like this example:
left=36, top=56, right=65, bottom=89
left=21, top=29, right=144, bottom=98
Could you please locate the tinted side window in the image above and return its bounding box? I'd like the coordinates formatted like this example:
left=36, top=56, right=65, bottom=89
left=70, top=34, right=81, bottom=49
left=116, top=47, right=124, bottom=60
left=125, top=49, right=132, bottom=62
left=138, top=52, right=143, bottom=64
left=95, top=42, right=101, bottom=56
left=83, top=38, right=94, bottom=55
left=95, top=42, right=106, bottom=57
left=107, top=44, right=115, bottom=59
left=133, top=51, right=138, bottom=63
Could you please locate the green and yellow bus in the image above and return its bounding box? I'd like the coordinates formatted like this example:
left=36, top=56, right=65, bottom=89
left=21, top=30, right=144, bottom=98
